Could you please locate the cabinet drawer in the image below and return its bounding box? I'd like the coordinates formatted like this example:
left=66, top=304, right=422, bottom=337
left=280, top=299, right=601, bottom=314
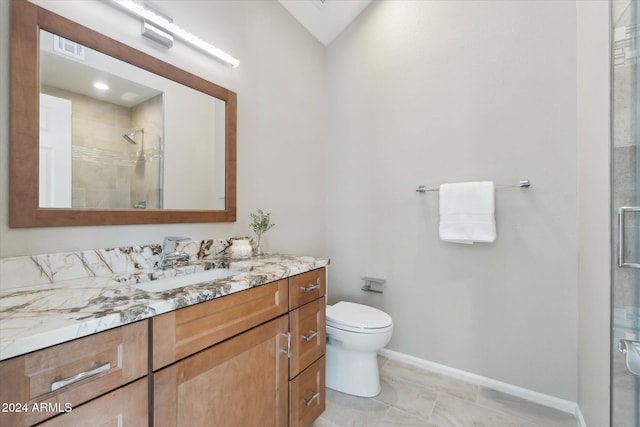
left=289, top=268, right=325, bottom=310
left=289, top=356, right=325, bottom=427
left=0, top=320, right=148, bottom=426
left=289, top=298, right=325, bottom=379
left=152, top=279, right=288, bottom=369
left=38, top=377, right=148, bottom=427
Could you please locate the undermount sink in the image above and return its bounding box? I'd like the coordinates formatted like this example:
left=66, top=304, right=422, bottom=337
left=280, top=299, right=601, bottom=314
left=131, top=268, right=239, bottom=293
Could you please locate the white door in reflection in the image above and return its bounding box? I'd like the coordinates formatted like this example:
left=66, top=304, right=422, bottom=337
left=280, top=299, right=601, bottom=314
left=39, top=93, right=71, bottom=208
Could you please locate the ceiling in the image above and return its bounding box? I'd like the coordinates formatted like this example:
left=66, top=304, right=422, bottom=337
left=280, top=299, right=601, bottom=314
left=40, top=29, right=161, bottom=108
left=278, top=0, right=371, bottom=46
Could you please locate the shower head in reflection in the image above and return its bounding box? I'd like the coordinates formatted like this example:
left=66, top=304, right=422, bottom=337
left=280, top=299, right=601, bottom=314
left=123, top=128, right=144, bottom=144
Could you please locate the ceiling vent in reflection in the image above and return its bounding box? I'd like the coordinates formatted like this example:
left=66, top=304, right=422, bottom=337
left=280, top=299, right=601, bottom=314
left=53, top=35, right=85, bottom=61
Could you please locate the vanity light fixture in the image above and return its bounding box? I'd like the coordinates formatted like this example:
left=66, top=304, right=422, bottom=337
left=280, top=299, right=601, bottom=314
left=110, top=0, right=240, bottom=68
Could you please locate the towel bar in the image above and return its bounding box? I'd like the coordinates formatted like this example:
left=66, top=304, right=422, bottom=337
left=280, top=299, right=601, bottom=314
left=416, top=180, right=530, bottom=193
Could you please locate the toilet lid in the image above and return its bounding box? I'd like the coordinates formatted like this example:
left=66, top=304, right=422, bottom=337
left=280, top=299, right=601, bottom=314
left=326, top=301, right=393, bottom=329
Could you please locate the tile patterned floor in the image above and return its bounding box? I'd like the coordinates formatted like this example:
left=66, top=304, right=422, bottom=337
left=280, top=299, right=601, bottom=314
left=314, top=356, right=579, bottom=427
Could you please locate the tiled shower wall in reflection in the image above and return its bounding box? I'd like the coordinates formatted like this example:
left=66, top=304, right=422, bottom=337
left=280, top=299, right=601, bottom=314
left=42, top=86, right=162, bottom=209
left=130, top=95, right=162, bottom=209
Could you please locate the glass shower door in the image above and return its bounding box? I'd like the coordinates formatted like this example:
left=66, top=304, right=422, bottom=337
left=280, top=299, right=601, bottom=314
left=612, top=1, right=640, bottom=426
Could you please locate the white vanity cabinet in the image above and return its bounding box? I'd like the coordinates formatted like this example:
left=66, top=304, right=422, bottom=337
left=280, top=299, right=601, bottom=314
left=0, top=320, right=148, bottom=426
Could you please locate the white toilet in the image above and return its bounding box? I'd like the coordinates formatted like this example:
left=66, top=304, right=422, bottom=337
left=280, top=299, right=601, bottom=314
left=325, top=301, right=393, bottom=397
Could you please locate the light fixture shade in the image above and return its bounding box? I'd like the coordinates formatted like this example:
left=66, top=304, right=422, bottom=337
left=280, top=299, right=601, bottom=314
left=142, top=20, right=174, bottom=48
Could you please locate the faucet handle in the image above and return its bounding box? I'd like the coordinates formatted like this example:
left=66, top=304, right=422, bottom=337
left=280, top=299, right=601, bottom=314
left=163, top=236, right=191, bottom=253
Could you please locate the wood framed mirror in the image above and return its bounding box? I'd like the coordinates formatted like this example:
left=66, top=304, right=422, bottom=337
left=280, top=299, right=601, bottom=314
left=9, top=0, right=237, bottom=227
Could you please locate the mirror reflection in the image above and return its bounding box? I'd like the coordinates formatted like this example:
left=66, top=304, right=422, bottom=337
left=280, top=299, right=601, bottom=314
left=38, top=29, right=226, bottom=211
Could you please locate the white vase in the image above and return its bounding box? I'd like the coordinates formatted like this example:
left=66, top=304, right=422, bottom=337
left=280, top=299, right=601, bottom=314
left=229, top=238, right=252, bottom=259
left=253, top=235, right=263, bottom=256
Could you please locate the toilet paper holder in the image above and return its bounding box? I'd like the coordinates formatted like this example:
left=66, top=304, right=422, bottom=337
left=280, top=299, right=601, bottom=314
left=361, top=277, right=385, bottom=294
left=618, top=339, right=640, bottom=376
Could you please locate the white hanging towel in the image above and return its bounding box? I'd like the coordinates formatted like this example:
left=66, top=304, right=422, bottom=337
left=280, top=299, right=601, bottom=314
left=438, top=181, right=496, bottom=244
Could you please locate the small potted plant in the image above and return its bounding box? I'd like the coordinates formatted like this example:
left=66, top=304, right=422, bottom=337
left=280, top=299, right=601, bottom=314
left=249, top=209, right=275, bottom=256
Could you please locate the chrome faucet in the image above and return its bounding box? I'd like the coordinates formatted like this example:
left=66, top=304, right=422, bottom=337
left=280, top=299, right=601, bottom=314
left=159, top=236, right=191, bottom=269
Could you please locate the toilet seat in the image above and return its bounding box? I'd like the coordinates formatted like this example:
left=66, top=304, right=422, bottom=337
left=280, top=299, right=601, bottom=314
left=326, top=301, right=393, bottom=333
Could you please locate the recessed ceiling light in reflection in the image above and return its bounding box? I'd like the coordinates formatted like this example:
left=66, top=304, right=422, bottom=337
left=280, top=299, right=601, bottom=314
left=93, top=82, right=110, bottom=91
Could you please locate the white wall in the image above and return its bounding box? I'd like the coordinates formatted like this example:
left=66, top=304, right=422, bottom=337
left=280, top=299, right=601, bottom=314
left=577, top=1, right=611, bottom=425
left=0, top=0, right=327, bottom=258
left=325, top=0, right=579, bottom=400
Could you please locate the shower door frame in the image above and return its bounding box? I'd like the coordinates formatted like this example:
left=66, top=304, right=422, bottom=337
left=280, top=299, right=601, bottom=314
left=610, top=1, right=640, bottom=426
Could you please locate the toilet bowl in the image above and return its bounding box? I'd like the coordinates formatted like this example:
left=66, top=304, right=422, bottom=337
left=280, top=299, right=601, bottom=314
left=325, top=301, right=393, bottom=397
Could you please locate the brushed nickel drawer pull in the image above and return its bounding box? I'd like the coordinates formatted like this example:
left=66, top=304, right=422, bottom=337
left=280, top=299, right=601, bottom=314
left=50, top=361, right=111, bottom=392
left=300, top=283, right=320, bottom=293
left=302, top=330, right=319, bottom=342
left=303, top=390, right=320, bottom=406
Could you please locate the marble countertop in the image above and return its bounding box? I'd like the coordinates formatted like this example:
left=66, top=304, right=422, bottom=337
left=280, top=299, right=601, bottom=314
left=0, top=253, right=329, bottom=361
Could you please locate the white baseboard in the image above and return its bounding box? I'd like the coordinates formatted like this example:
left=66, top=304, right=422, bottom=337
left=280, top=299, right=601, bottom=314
left=378, top=348, right=581, bottom=418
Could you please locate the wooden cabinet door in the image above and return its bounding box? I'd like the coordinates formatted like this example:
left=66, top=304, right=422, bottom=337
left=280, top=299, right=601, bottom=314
left=154, top=315, right=289, bottom=427
left=38, top=378, right=148, bottom=427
